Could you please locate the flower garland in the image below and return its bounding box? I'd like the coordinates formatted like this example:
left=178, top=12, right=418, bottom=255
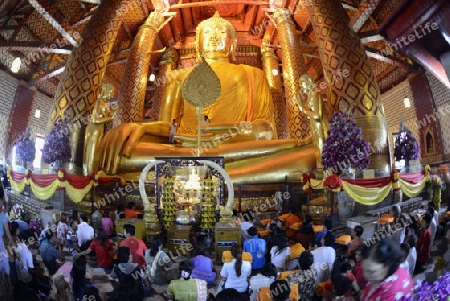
left=15, top=127, right=36, bottom=163
left=322, top=112, right=370, bottom=172
left=9, top=203, right=25, bottom=220
left=430, top=174, right=444, bottom=210
left=42, top=114, right=72, bottom=164
left=394, top=122, right=420, bottom=162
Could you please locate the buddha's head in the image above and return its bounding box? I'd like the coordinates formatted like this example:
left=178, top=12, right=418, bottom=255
left=196, top=11, right=237, bottom=62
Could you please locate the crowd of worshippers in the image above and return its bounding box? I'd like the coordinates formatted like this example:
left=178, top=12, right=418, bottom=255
left=1, top=189, right=449, bottom=301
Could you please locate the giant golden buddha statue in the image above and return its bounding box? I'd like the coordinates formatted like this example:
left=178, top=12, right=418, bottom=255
left=98, top=12, right=317, bottom=183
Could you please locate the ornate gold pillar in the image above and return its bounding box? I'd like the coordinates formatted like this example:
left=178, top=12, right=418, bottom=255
left=113, top=12, right=166, bottom=127
left=273, top=8, right=310, bottom=140
left=50, top=0, right=125, bottom=169
left=305, top=0, right=390, bottom=172
left=147, top=47, right=179, bottom=122
left=261, top=45, right=288, bottom=139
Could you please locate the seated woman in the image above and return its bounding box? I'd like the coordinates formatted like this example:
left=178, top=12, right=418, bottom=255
left=145, top=238, right=178, bottom=285
left=248, top=262, right=278, bottom=301
left=216, top=288, right=245, bottom=301
left=270, top=280, right=293, bottom=301
left=361, top=238, right=413, bottom=300
left=220, top=245, right=252, bottom=294
left=295, top=214, right=315, bottom=250
left=190, top=249, right=216, bottom=284
left=71, top=255, right=97, bottom=301
left=322, top=255, right=359, bottom=300
left=270, top=235, right=291, bottom=271
left=110, top=246, right=145, bottom=300
left=166, top=260, right=208, bottom=301
left=286, top=251, right=317, bottom=301
left=332, top=274, right=354, bottom=301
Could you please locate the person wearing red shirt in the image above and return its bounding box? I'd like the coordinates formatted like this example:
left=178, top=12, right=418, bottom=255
left=120, top=224, right=147, bottom=268
left=77, top=229, right=114, bottom=271
left=416, top=212, right=432, bottom=272
left=124, top=202, right=138, bottom=218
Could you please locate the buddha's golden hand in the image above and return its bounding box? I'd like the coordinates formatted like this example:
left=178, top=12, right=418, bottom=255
left=100, top=122, right=169, bottom=172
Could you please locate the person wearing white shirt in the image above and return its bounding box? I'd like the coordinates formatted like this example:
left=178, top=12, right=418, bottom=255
left=405, top=244, right=417, bottom=276
left=428, top=206, right=438, bottom=249
left=391, top=205, right=406, bottom=244
left=311, top=231, right=336, bottom=283
left=428, top=201, right=439, bottom=226
left=248, top=263, right=277, bottom=301
left=220, top=245, right=252, bottom=293
left=270, top=236, right=291, bottom=271
left=76, top=215, right=94, bottom=250
left=240, top=210, right=254, bottom=241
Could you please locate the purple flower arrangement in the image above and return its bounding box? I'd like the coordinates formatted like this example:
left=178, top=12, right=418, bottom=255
left=401, top=272, right=450, bottom=300
left=29, top=218, right=42, bottom=235
left=15, top=127, right=36, bottom=163
left=42, top=115, right=72, bottom=164
left=322, top=112, right=370, bottom=172
left=394, top=122, right=420, bottom=161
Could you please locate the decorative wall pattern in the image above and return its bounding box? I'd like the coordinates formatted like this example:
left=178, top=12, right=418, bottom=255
left=28, top=91, right=53, bottom=138
left=0, top=71, right=19, bottom=162
left=380, top=79, right=419, bottom=162
left=425, top=70, right=450, bottom=156
left=410, top=72, right=443, bottom=163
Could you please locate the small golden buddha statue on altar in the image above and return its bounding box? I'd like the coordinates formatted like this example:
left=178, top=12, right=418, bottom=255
left=98, top=11, right=318, bottom=183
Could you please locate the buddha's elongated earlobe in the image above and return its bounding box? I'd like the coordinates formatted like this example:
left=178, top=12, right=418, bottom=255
left=231, top=38, right=237, bottom=61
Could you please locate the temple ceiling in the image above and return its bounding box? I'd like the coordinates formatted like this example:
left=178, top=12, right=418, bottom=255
left=0, top=0, right=421, bottom=99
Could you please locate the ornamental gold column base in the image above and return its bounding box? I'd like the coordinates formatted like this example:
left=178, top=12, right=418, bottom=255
left=144, top=202, right=161, bottom=244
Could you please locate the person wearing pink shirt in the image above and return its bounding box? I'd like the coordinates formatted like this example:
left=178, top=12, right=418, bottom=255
left=362, top=238, right=413, bottom=301
left=101, top=210, right=114, bottom=237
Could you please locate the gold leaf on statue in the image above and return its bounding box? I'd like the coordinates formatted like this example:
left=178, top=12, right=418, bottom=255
left=181, top=59, right=221, bottom=107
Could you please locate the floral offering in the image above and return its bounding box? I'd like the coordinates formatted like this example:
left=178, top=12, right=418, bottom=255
left=29, top=218, right=42, bottom=235
left=15, top=127, right=36, bottom=164
left=42, top=114, right=72, bottom=164
left=401, top=272, right=450, bottom=300
left=322, top=112, right=370, bottom=172
left=9, top=203, right=25, bottom=220
left=394, top=122, right=420, bottom=162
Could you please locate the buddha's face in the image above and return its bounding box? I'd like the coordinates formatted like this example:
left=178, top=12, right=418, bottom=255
left=200, top=24, right=232, bottom=58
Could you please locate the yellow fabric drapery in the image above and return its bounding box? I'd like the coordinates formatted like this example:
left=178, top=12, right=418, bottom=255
left=399, top=177, right=426, bottom=197
left=301, top=165, right=431, bottom=206
left=8, top=167, right=97, bottom=203
left=342, top=181, right=393, bottom=206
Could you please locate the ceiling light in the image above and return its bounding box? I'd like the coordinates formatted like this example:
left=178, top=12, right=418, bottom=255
left=149, top=73, right=155, bottom=82
left=35, top=108, right=41, bottom=119
left=272, top=69, right=279, bottom=76
left=404, top=97, right=411, bottom=108
left=11, top=57, right=21, bottom=73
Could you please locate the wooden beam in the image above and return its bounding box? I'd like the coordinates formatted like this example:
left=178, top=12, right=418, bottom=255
left=181, top=2, right=194, bottom=32
left=364, top=46, right=408, bottom=68
left=375, top=63, right=397, bottom=82
left=34, top=62, right=66, bottom=83
left=350, top=0, right=382, bottom=32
